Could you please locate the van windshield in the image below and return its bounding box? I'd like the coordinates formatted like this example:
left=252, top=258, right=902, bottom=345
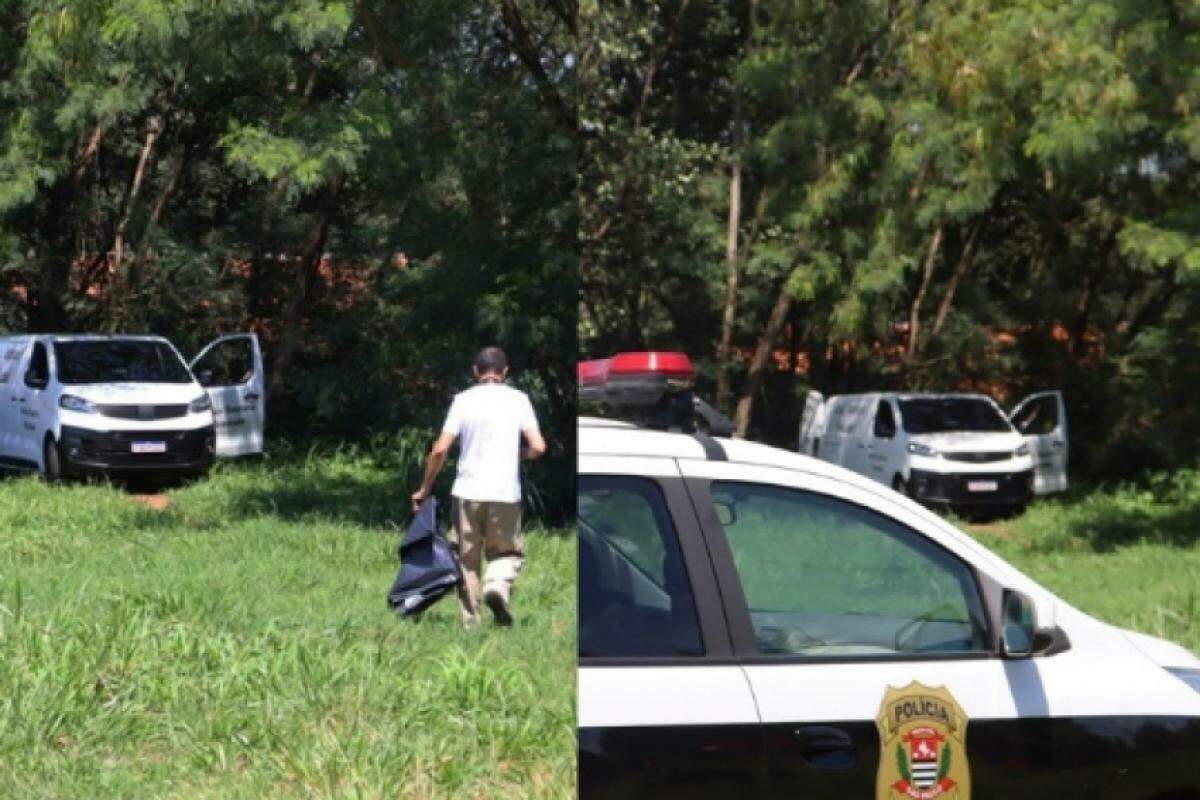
left=54, top=340, right=193, bottom=384
left=898, top=397, right=1011, bottom=434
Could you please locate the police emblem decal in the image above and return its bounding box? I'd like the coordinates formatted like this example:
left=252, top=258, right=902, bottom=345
left=875, top=682, right=970, bottom=800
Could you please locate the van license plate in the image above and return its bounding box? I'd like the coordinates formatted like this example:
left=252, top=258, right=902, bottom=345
left=967, top=480, right=998, bottom=492
left=131, top=441, right=167, bottom=454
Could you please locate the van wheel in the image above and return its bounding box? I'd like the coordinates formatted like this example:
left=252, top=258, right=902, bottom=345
left=42, top=436, right=63, bottom=482
left=892, top=474, right=909, bottom=497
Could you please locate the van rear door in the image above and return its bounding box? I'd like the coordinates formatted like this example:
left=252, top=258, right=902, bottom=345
left=190, top=334, right=264, bottom=457
left=1009, top=390, right=1067, bottom=494
left=0, top=339, right=31, bottom=466
left=799, top=390, right=824, bottom=455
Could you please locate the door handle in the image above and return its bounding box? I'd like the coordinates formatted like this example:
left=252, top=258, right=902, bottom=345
left=793, top=725, right=855, bottom=769
left=1052, top=440, right=1064, bottom=449
left=244, top=393, right=259, bottom=402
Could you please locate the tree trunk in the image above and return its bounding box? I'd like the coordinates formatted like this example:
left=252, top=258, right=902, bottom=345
left=733, top=271, right=794, bottom=438
left=113, top=116, right=163, bottom=274
left=28, top=121, right=108, bottom=330
left=715, top=0, right=756, bottom=416
left=267, top=176, right=342, bottom=401
left=1070, top=225, right=1117, bottom=357
left=715, top=110, right=743, bottom=414
left=929, top=217, right=985, bottom=342
left=906, top=224, right=944, bottom=358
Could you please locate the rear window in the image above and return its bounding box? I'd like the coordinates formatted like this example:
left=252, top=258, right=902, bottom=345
left=55, top=340, right=192, bottom=384
left=899, top=397, right=1011, bottom=434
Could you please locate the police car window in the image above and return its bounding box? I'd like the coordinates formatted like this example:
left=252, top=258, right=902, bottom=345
left=578, top=476, right=704, bottom=658
left=711, top=483, right=989, bottom=658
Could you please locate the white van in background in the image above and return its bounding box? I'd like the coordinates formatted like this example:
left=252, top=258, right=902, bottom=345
left=0, top=333, right=264, bottom=479
left=799, top=390, right=1068, bottom=513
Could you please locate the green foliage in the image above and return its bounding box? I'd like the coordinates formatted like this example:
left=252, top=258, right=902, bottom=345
left=0, top=1, right=575, bottom=512
left=580, top=0, right=1200, bottom=479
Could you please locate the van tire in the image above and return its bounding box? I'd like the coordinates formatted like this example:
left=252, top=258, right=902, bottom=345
left=892, top=474, right=909, bottom=498
left=42, top=436, right=63, bottom=482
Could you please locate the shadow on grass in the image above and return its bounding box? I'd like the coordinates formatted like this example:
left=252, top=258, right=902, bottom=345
left=1052, top=479, right=1200, bottom=552
left=1064, top=502, right=1200, bottom=552
left=209, top=452, right=575, bottom=534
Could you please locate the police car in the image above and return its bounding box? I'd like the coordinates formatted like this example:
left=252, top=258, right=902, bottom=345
left=578, top=352, right=1200, bottom=799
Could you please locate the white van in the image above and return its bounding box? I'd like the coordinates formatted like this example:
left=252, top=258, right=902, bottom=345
left=799, top=391, right=1068, bottom=512
left=0, top=333, right=264, bottom=479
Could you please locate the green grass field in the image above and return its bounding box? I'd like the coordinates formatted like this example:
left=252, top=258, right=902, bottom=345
left=0, top=453, right=575, bottom=799
left=957, top=472, right=1200, bottom=655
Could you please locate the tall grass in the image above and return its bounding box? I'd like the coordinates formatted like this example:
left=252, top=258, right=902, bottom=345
left=0, top=456, right=575, bottom=799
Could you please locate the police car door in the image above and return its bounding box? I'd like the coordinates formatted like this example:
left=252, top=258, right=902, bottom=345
left=190, top=334, right=264, bottom=457
left=578, top=453, right=767, bottom=800
left=677, top=459, right=1083, bottom=799
left=1009, top=391, right=1068, bottom=494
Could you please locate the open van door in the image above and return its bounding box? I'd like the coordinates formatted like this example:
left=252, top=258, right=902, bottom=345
left=798, top=390, right=825, bottom=455
left=1009, top=390, right=1067, bottom=494
left=190, top=334, right=264, bottom=457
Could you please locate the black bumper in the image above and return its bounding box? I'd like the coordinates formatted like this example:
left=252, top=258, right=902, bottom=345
left=908, top=468, right=1033, bottom=508
left=59, top=425, right=215, bottom=476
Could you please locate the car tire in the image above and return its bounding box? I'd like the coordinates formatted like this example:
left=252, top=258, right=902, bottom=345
left=42, top=436, right=63, bottom=482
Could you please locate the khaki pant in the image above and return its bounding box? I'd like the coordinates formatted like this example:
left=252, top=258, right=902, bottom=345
left=451, top=498, right=524, bottom=625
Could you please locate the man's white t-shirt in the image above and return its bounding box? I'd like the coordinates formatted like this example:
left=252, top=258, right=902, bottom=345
left=442, top=383, right=539, bottom=504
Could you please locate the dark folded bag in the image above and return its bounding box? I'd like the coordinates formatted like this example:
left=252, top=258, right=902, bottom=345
left=387, top=497, right=461, bottom=616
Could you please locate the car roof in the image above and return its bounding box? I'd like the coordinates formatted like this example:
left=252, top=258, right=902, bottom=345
left=831, top=392, right=993, bottom=402
left=578, top=419, right=858, bottom=478
left=37, top=334, right=170, bottom=342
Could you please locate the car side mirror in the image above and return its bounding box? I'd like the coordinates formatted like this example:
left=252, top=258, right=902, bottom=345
left=1001, top=589, right=1037, bottom=658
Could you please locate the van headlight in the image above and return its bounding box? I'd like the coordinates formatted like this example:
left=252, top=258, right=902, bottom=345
left=1015, top=443, right=1031, bottom=457
left=907, top=442, right=938, bottom=457
left=1167, top=668, right=1200, bottom=695
left=59, top=394, right=97, bottom=414
left=189, top=394, right=212, bottom=413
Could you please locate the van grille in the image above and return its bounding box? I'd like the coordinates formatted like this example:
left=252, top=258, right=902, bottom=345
left=942, top=451, right=1011, bottom=464
left=97, top=404, right=189, bottom=421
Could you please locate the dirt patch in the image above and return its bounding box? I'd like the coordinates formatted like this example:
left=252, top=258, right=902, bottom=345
left=967, top=522, right=1013, bottom=539
left=131, top=494, right=172, bottom=511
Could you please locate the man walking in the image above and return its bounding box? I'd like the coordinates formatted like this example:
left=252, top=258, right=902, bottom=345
left=411, top=347, right=546, bottom=626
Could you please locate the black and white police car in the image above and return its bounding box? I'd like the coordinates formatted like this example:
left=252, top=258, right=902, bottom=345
left=578, top=352, right=1200, bottom=800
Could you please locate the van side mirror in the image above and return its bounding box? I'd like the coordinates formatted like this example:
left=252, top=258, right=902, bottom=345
left=1000, top=589, right=1037, bottom=658
left=196, top=369, right=214, bottom=387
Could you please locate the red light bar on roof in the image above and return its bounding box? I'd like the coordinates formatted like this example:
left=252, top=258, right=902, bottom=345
left=577, top=357, right=611, bottom=391
left=578, top=351, right=695, bottom=406
left=607, top=351, right=694, bottom=380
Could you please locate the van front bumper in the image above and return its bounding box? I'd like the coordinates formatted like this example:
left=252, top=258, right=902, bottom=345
left=907, top=468, right=1034, bottom=508
left=59, top=425, right=215, bottom=476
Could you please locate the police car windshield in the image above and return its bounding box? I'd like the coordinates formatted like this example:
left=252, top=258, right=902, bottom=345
left=898, top=398, right=1011, bottom=434
left=55, top=340, right=192, bottom=384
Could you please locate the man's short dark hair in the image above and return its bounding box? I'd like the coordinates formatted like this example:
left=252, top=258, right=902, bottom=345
left=474, top=347, right=508, bottom=375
